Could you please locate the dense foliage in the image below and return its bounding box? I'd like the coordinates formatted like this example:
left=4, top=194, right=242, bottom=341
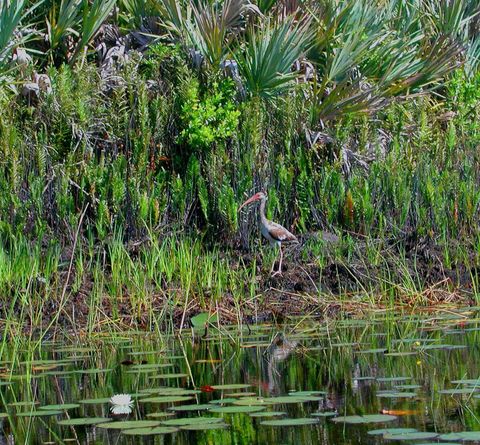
left=0, top=0, right=480, bottom=320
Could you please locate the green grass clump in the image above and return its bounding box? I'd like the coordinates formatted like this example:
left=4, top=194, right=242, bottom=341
left=0, top=1, right=480, bottom=333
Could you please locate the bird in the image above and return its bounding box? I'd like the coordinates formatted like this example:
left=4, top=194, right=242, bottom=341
left=238, top=191, right=298, bottom=276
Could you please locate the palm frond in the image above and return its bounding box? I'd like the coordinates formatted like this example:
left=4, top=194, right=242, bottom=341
left=46, top=0, right=82, bottom=54
left=157, top=0, right=190, bottom=39
left=235, top=15, right=313, bottom=99
left=71, top=0, right=117, bottom=63
left=186, top=0, right=257, bottom=68
left=0, top=0, right=27, bottom=62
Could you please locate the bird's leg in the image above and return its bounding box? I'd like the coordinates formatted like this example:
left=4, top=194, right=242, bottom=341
left=278, top=245, right=283, bottom=274
left=269, top=244, right=277, bottom=274
left=272, top=245, right=283, bottom=277
left=269, top=256, right=276, bottom=275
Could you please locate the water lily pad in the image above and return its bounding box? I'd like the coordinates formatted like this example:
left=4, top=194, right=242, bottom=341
left=383, top=431, right=438, bottom=440
left=146, top=412, right=175, bottom=418
left=75, top=368, right=113, bottom=374
left=376, top=391, right=417, bottom=398
left=368, top=428, right=418, bottom=436
left=40, top=403, right=80, bottom=410
left=311, top=412, right=337, bottom=417
left=264, top=396, right=321, bottom=404
left=129, top=364, right=173, bottom=371
left=250, top=411, right=286, bottom=418
left=8, top=401, right=39, bottom=408
left=232, top=397, right=267, bottom=406
left=180, top=423, right=228, bottom=431
left=260, top=418, right=319, bottom=426
left=417, top=344, right=465, bottom=350
left=162, top=417, right=224, bottom=426
left=226, top=392, right=258, bottom=398
left=356, top=348, right=387, bottom=354
left=288, top=391, right=326, bottom=396
left=241, top=342, right=272, bottom=348
left=17, top=410, right=63, bottom=417
left=169, top=404, right=212, bottom=412
left=58, top=417, right=112, bottom=426
left=143, top=388, right=200, bottom=396
left=377, top=377, right=411, bottom=383
left=451, top=379, right=480, bottom=385
left=438, top=431, right=480, bottom=441
left=331, top=414, right=397, bottom=424
left=40, top=370, right=77, bottom=377
left=78, top=397, right=110, bottom=405
left=208, top=398, right=236, bottom=405
left=98, top=420, right=161, bottom=430
left=438, top=388, right=478, bottom=395
left=211, top=384, right=251, bottom=390
left=394, top=385, right=421, bottom=390
left=191, top=312, right=218, bottom=329
left=210, top=405, right=266, bottom=414
left=139, top=396, right=193, bottom=403
left=150, top=373, right=188, bottom=379
left=384, top=352, right=417, bottom=357
left=122, top=426, right=179, bottom=435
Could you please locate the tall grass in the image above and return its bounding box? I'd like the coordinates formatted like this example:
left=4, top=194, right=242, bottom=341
left=0, top=0, right=479, bottom=332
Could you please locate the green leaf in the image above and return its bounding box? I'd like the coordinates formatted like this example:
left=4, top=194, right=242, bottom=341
left=122, top=426, right=179, bottom=435
left=162, top=417, right=224, bottom=426
left=260, top=418, right=319, bottom=426
left=98, top=420, right=161, bottom=430
left=331, top=414, right=397, bottom=424
left=191, top=312, right=218, bottom=329
left=58, top=417, right=112, bottom=426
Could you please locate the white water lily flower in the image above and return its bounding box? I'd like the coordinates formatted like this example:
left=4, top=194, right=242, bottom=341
left=110, top=394, right=133, bottom=415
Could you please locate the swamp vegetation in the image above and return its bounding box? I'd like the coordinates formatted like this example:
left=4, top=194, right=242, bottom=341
left=0, top=0, right=479, bottom=334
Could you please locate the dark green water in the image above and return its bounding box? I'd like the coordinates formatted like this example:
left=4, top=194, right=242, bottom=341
left=1, top=310, right=480, bottom=444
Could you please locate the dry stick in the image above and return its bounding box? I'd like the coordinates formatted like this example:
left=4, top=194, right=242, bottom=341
left=297, top=265, right=320, bottom=294
left=45, top=204, right=89, bottom=344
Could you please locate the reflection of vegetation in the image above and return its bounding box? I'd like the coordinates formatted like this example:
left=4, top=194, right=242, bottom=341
left=0, top=314, right=480, bottom=443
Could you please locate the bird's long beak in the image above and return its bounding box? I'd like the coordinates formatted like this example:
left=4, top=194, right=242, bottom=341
left=238, top=195, right=260, bottom=212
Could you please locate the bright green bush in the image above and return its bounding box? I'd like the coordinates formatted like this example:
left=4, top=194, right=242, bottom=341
left=178, top=78, right=240, bottom=150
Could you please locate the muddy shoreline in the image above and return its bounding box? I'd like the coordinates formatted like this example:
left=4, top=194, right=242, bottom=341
left=1, top=230, right=476, bottom=337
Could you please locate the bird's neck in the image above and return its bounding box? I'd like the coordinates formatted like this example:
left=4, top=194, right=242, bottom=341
left=259, top=197, right=268, bottom=224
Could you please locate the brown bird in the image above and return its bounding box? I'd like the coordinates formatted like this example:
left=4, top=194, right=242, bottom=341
left=239, top=191, right=298, bottom=276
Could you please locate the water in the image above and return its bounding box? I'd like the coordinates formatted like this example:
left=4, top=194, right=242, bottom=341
left=1, top=310, right=480, bottom=444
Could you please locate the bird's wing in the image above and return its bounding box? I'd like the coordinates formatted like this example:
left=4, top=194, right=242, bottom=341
left=268, top=222, right=298, bottom=243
